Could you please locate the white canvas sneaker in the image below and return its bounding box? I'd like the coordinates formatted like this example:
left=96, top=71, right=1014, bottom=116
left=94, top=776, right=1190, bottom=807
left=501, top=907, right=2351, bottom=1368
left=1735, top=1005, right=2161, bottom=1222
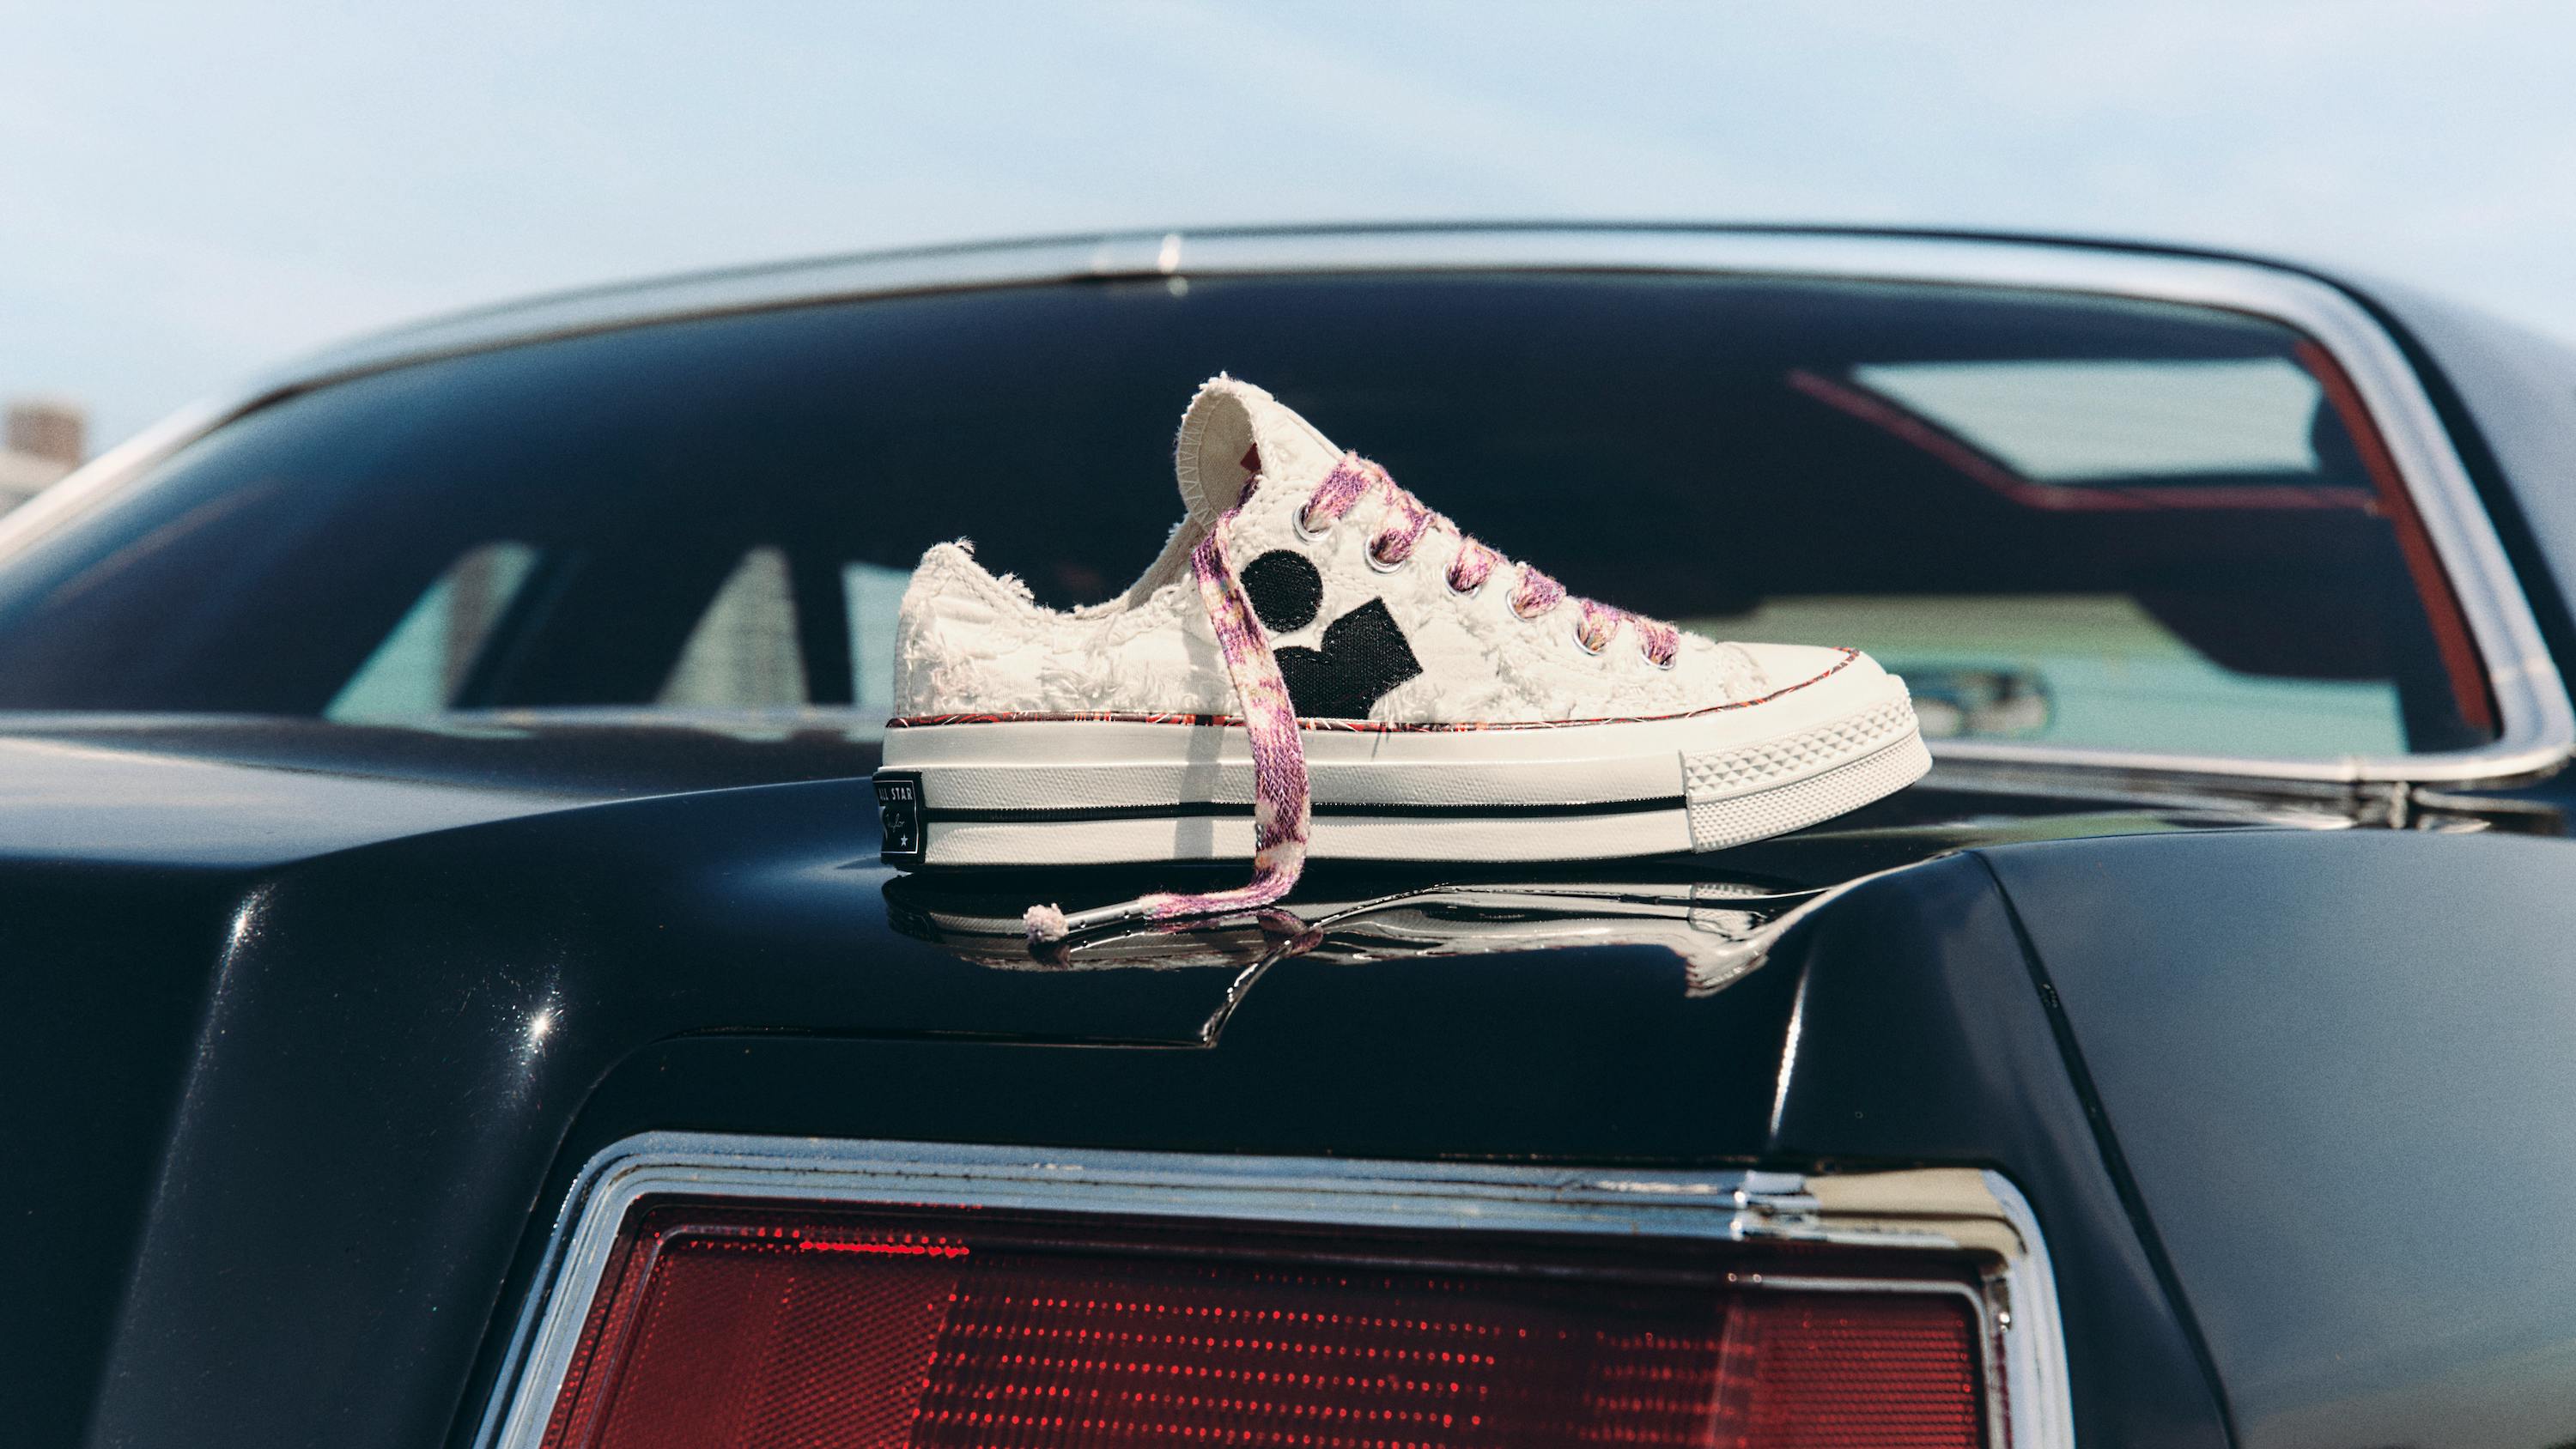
left=877, top=377, right=1928, bottom=940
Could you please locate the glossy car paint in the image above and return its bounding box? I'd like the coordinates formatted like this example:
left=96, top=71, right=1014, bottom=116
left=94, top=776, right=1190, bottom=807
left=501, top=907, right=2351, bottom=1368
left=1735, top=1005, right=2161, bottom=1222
left=1990, top=828, right=2576, bottom=1449
left=12, top=757, right=2215, bottom=1449
left=1771, top=853, right=2227, bottom=1449
left=10, top=231, right=2576, bottom=1449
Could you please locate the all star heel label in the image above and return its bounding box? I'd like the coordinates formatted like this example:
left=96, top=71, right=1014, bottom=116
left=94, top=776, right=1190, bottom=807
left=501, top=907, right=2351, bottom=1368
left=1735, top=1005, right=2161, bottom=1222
left=874, top=771, right=926, bottom=866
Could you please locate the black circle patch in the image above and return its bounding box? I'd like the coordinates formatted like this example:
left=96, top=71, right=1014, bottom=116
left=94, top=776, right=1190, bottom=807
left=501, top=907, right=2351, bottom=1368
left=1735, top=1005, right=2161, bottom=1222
left=1242, top=549, right=1324, bottom=634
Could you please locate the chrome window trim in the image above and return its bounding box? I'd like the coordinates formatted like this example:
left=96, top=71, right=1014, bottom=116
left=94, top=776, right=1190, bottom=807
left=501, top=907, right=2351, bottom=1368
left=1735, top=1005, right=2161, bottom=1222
left=474, top=1130, right=2073, bottom=1449
left=17, top=224, right=2565, bottom=791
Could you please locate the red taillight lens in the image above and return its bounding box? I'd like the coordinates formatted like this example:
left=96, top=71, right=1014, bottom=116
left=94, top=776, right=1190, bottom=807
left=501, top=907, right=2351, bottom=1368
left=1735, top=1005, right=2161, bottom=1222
left=538, top=1201, right=1985, bottom=1449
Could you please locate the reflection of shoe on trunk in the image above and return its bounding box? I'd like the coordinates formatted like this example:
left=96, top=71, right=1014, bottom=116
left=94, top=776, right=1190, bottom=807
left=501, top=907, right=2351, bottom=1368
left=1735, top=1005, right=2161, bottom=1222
left=881, top=873, right=1812, bottom=994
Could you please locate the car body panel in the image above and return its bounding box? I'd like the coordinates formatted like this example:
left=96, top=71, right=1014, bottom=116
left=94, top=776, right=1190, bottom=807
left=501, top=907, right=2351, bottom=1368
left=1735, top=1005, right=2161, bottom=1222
left=72, top=766, right=1809, bottom=1448
left=0, top=730, right=613, bottom=869
left=1990, top=828, right=2576, bottom=1449
left=1768, top=852, right=2228, bottom=1449
left=11, top=226, right=2576, bottom=1449
left=51, top=762, right=2242, bottom=1449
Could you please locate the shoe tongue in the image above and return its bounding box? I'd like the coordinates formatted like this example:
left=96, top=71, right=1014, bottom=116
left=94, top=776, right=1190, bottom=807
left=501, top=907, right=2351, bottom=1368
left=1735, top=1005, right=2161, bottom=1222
left=1173, top=376, right=1344, bottom=527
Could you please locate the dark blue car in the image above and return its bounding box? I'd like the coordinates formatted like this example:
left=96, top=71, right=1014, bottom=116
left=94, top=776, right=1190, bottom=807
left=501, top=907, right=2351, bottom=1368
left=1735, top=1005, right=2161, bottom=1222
left=9, top=226, right=2576, bottom=1449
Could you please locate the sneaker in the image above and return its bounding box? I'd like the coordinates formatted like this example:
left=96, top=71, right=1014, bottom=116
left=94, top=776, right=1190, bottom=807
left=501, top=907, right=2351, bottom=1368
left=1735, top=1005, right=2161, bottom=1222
left=877, top=377, right=1928, bottom=940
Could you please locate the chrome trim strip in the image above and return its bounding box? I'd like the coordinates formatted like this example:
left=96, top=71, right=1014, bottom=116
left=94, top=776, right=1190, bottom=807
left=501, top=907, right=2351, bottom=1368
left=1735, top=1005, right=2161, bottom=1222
left=16, top=225, right=2564, bottom=791
left=475, top=1131, right=2074, bottom=1449
left=1983, top=1171, right=2076, bottom=1449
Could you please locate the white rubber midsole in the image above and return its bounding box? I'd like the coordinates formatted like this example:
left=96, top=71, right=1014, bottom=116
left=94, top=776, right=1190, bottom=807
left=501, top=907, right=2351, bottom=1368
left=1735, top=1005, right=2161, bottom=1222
left=882, top=670, right=1927, bottom=866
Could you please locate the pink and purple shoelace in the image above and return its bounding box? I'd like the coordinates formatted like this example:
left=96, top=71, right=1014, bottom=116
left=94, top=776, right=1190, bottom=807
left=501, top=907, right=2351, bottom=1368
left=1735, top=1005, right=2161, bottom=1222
left=1023, top=455, right=1679, bottom=947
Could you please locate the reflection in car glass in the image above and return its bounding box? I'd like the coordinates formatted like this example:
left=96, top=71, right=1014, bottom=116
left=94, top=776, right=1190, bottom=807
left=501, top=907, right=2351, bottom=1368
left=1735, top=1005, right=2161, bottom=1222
left=0, top=273, right=2493, bottom=761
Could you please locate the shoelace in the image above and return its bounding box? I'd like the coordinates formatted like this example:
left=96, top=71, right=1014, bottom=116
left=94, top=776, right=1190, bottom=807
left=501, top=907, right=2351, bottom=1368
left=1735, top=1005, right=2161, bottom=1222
left=1023, top=455, right=1680, bottom=945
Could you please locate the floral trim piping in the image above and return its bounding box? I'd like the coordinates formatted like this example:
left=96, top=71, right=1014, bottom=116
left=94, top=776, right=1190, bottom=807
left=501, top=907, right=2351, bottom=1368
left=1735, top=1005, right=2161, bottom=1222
left=894, top=650, right=1853, bottom=732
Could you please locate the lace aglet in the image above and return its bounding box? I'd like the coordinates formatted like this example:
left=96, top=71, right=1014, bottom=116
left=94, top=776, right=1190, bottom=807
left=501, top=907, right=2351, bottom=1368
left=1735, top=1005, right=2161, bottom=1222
left=1023, top=899, right=1160, bottom=946
left=1023, top=903, right=1071, bottom=944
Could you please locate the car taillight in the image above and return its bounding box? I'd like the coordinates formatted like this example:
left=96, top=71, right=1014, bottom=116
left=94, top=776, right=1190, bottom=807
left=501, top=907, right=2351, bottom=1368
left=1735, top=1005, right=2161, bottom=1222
left=534, top=1199, right=1989, bottom=1449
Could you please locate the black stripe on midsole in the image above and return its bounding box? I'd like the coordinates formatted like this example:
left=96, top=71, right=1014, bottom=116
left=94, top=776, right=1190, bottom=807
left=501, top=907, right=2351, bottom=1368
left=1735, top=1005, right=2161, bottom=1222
left=922, top=797, right=1688, bottom=824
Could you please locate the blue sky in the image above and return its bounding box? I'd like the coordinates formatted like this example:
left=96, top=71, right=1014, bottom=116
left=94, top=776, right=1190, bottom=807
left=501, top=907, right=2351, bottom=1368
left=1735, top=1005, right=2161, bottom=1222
left=7, top=1, right=2574, bottom=447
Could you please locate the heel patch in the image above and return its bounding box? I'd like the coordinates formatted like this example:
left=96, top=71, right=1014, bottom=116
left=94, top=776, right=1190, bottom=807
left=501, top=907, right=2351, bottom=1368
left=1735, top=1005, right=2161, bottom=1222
left=873, top=770, right=926, bottom=866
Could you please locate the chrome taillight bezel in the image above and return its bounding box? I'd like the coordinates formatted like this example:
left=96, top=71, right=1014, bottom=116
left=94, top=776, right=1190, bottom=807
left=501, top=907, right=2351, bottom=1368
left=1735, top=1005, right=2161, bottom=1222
left=477, top=1132, right=2074, bottom=1449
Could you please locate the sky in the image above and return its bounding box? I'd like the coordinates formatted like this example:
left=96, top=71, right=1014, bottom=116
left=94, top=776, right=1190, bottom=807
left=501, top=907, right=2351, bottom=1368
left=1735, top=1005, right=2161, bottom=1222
left=6, top=1, right=2575, bottom=450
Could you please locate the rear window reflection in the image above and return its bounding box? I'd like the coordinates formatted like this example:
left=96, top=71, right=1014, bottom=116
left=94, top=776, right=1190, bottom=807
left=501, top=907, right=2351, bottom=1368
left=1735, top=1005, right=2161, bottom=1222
left=0, top=273, right=2494, bottom=760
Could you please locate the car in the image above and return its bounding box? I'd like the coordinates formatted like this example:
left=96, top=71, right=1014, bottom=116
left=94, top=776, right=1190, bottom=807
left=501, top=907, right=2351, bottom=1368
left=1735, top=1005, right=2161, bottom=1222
left=9, top=224, right=2576, bottom=1449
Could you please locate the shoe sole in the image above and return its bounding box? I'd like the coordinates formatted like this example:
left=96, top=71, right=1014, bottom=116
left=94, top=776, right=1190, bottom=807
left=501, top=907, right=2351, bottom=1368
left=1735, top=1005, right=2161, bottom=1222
left=878, top=665, right=1925, bottom=868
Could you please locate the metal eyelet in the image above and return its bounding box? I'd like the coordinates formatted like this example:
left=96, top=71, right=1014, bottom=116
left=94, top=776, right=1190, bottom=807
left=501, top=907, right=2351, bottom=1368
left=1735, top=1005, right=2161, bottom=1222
left=1572, top=620, right=1608, bottom=655
left=1446, top=571, right=1485, bottom=598
left=1367, top=537, right=1411, bottom=573
left=1644, top=647, right=1677, bottom=670
left=1292, top=506, right=1334, bottom=543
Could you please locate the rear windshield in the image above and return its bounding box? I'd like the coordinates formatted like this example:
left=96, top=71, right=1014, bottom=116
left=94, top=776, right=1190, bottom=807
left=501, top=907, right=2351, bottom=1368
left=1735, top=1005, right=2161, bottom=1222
left=0, top=271, right=2495, bottom=758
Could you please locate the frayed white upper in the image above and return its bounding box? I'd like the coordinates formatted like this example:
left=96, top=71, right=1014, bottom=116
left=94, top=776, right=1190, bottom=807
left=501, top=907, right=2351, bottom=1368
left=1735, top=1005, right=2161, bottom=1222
left=893, top=377, right=1832, bottom=724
